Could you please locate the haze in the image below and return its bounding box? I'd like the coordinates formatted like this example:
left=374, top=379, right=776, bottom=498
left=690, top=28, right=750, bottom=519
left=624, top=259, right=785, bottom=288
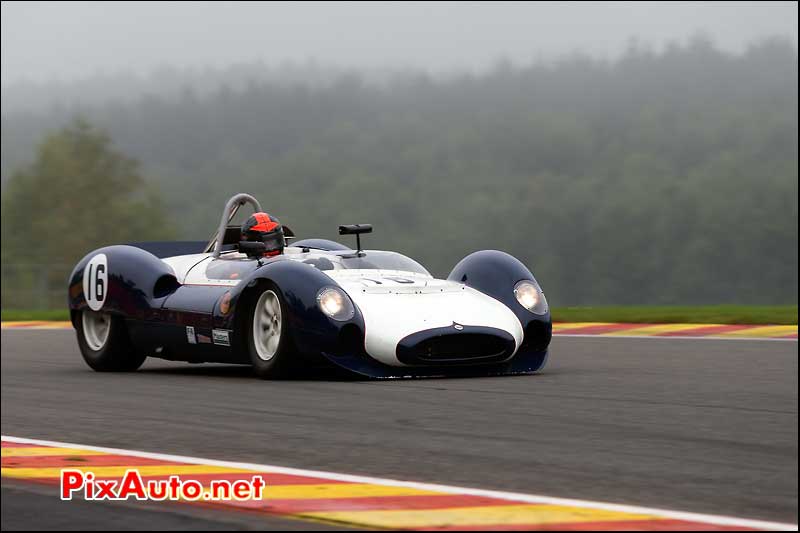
left=2, top=1, right=797, bottom=85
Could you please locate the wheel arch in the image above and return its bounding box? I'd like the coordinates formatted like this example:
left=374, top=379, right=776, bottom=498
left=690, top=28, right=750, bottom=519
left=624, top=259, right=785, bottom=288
left=447, top=250, right=552, bottom=358
left=217, top=260, right=366, bottom=358
left=68, top=245, right=179, bottom=321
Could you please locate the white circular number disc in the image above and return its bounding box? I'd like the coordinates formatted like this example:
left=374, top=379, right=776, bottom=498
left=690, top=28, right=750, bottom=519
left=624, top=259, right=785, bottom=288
left=83, top=254, right=108, bottom=311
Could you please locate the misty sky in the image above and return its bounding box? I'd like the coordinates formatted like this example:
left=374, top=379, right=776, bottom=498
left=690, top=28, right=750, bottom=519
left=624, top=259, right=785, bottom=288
left=2, top=1, right=797, bottom=85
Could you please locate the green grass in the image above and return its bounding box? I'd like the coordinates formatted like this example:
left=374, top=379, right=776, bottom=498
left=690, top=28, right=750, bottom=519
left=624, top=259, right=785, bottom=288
left=2, top=305, right=797, bottom=325
left=2, top=309, right=70, bottom=321
left=552, top=305, right=797, bottom=325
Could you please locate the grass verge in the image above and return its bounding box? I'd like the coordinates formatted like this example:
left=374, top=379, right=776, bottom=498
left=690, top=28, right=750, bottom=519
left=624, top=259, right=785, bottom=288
left=2, top=309, right=71, bottom=321
left=552, top=305, right=797, bottom=325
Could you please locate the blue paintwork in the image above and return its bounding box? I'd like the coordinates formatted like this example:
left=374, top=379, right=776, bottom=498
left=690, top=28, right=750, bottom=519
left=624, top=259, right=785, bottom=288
left=164, top=285, right=229, bottom=315
left=215, top=259, right=366, bottom=362
left=68, top=245, right=178, bottom=322
left=68, top=245, right=240, bottom=362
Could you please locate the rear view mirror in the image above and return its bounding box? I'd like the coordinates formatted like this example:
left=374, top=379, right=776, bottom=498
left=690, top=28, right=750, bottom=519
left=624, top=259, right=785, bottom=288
left=338, top=224, right=373, bottom=235
left=338, top=224, right=372, bottom=254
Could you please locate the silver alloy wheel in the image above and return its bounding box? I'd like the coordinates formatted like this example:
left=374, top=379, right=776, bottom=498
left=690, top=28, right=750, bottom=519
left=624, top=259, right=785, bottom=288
left=253, top=290, right=282, bottom=361
left=82, top=310, right=111, bottom=351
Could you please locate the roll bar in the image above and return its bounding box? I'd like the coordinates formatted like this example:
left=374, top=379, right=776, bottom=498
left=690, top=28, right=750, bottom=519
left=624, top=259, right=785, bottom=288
left=207, top=193, right=263, bottom=258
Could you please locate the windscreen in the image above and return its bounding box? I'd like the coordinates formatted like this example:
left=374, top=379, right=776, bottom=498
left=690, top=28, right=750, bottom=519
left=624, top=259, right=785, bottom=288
left=335, top=251, right=431, bottom=275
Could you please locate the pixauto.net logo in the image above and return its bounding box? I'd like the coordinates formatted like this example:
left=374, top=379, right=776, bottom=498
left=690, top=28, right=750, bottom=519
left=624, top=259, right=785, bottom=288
left=60, top=469, right=267, bottom=502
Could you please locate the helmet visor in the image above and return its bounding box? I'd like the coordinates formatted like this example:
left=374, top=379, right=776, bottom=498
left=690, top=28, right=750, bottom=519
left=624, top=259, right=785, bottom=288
left=256, top=228, right=285, bottom=254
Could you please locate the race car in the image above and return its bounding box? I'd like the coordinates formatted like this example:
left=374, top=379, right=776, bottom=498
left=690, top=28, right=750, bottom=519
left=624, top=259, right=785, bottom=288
left=68, top=193, right=552, bottom=378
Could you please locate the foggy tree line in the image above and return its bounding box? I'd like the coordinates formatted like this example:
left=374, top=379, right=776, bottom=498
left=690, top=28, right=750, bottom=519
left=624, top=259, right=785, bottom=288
left=1, top=36, right=797, bottom=306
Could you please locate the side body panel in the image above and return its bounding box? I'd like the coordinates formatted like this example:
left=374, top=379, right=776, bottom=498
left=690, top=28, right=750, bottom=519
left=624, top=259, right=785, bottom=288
left=69, top=246, right=238, bottom=363
left=214, top=260, right=367, bottom=364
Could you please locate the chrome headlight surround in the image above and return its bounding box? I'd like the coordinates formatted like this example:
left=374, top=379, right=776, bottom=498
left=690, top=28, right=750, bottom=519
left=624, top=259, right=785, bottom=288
left=316, top=287, right=355, bottom=321
left=513, top=280, right=548, bottom=315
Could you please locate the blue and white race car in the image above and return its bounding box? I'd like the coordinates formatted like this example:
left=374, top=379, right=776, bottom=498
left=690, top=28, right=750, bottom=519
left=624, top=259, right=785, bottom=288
left=68, top=194, right=551, bottom=378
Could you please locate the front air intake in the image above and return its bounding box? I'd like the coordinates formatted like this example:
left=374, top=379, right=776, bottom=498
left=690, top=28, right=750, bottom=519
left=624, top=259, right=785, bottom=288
left=396, top=326, right=515, bottom=366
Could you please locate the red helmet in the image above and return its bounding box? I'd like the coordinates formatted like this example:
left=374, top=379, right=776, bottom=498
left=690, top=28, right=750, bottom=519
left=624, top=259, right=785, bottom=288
left=241, top=212, right=285, bottom=257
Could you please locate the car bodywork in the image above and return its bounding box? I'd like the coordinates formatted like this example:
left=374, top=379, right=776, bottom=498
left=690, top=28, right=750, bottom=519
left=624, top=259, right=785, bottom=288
left=68, top=194, right=551, bottom=378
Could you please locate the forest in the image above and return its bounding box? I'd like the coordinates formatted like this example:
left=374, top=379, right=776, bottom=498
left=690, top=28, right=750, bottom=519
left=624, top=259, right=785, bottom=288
left=1, top=36, right=797, bottom=307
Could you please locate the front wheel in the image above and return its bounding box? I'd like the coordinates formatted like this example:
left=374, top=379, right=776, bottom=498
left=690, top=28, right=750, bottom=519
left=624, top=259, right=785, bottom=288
left=75, top=310, right=146, bottom=372
left=247, top=283, right=297, bottom=379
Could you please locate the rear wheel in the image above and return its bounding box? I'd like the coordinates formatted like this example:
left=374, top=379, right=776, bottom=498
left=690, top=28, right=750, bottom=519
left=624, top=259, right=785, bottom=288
left=247, top=283, right=296, bottom=379
left=76, top=310, right=146, bottom=372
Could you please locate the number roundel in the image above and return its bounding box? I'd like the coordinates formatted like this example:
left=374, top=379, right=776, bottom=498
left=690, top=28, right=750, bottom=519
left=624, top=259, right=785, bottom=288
left=83, top=254, right=108, bottom=311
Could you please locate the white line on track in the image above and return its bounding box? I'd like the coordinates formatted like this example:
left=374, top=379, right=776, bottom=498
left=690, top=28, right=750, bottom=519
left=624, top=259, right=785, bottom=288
left=2, top=435, right=796, bottom=531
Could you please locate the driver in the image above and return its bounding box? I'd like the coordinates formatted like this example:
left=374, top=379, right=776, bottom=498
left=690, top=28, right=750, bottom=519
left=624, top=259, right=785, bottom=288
left=241, top=212, right=285, bottom=257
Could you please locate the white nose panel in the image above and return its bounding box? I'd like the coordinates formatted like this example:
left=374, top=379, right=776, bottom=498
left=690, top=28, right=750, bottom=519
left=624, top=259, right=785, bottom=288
left=346, top=283, right=524, bottom=366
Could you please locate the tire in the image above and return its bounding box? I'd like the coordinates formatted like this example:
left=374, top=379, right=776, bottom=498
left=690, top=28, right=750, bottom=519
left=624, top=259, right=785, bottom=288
left=247, top=282, right=297, bottom=379
left=75, top=310, right=146, bottom=372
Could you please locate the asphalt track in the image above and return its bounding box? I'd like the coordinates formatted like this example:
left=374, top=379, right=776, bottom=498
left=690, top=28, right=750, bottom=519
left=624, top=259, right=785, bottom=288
left=1, top=329, right=797, bottom=529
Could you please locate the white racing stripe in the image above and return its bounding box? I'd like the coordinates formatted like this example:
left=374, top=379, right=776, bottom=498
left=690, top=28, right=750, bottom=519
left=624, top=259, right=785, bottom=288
left=2, top=435, right=795, bottom=531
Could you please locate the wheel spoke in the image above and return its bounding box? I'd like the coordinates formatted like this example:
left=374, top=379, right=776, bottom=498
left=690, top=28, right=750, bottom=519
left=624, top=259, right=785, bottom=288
left=266, top=334, right=279, bottom=353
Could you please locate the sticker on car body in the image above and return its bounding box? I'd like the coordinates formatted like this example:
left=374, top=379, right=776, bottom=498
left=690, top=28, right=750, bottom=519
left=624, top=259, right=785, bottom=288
left=186, top=326, right=196, bottom=344
left=212, top=329, right=230, bottom=346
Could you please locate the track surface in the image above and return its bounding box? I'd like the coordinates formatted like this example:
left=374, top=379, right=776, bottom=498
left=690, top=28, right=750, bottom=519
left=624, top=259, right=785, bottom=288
left=1, top=330, right=797, bottom=529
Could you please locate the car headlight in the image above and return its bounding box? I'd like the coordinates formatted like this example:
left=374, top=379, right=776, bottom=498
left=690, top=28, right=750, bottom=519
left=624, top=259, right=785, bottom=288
left=317, top=287, right=355, bottom=321
left=514, top=280, right=548, bottom=315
